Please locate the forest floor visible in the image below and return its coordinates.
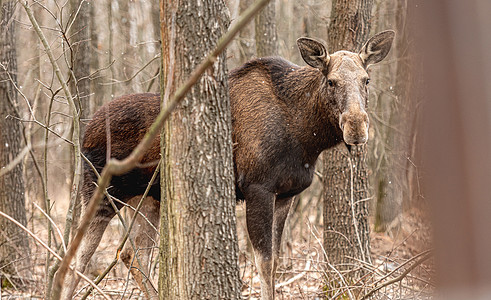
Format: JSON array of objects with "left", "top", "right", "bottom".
[{"left": 1, "top": 194, "right": 434, "bottom": 299}]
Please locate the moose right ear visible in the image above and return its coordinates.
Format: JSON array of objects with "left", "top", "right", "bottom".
[{"left": 297, "top": 37, "right": 330, "bottom": 70}]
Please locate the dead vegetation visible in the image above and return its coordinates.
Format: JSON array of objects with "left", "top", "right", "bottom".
[{"left": 0, "top": 185, "right": 433, "bottom": 299}]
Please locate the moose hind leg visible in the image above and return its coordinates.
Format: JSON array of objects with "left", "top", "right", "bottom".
[
  {"left": 272, "top": 197, "right": 294, "bottom": 276},
  {"left": 120, "top": 196, "right": 160, "bottom": 299},
  {"left": 245, "top": 185, "right": 276, "bottom": 300},
  {"left": 60, "top": 205, "right": 115, "bottom": 300}
]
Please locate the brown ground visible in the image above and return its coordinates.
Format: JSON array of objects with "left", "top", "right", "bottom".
[{"left": 1, "top": 195, "right": 434, "bottom": 299}]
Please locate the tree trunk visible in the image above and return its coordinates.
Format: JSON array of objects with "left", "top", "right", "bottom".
[
  {"left": 158, "top": 1, "right": 241, "bottom": 299},
  {"left": 0, "top": 0, "right": 31, "bottom": 288},
  {"left": 68, "top": 0, "right": 91, "bottom": 242},
  {"left": 322, "top": 0, "right": 373, "bottom": 281},
  {"left": 255, "top": 0, "right": 277, "bottom": 57},
  {"left": 238, "top": 0, "right": 255, "bottom": 62},
  {"left": 90, "top": 0, "right": 104, "bottom": 111}
]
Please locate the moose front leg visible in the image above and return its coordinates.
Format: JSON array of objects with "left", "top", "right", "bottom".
[{"left": 245, "top": 184, "right": 276, "bottom": 300}]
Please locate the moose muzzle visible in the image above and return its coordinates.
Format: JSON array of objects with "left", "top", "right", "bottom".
[{"left": 339, "top": 110, "right": 369, "bottom": 145}]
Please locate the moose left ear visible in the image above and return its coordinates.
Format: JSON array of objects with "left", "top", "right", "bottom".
[{"left": 359, "top": 30, "right": 395, "bottom": 67}]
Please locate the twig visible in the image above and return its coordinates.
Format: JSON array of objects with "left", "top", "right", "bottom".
[
  {"left": 308, "top": 221, "right": 355, "bottom": 300},
  {"left": 0, "top": 145, "right": 30, "bottom": 177},
  {"left": 360, "top": 249, "right": 433, "bottom": 300},
  {"left": 275, "top": 259, "right": 311, "bottom": 289},
  {"left": 101, "top": 54, "right": 160, "bottom": 85},
  {"left": 33, "top": 203, "right": 66, "bottom": 253},
  {"left": 0, "top": 210, "right": 110, "bottom": 300}
]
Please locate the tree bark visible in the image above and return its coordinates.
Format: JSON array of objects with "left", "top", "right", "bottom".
[
  {"left": 0, "top": 0, "right": 31, "bottom": 288},
  {"left": 322, "top": 0, "right": 373, "bottom": 279},
  {"left": 255, "top": 0, "right": 277, "bottom": 57},
  {"left": 372, "top": 0, "right": 414, "bottom": 233},
  {"left": 69, "top": 0, "right": 91, "bottom": 242},
  {"left": 238, "top": 0, "right": 255, "bottom": 62},
  {"left": 158, "top": 0, "right": 241, "bottom": 299}
]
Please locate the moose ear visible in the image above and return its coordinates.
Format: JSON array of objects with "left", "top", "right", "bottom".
[
  {"left": 359, "top": 30, "right": 395, "bottom": 67},
  {"left": 297, "top": 37, "right": 330, "bottom": 70}
]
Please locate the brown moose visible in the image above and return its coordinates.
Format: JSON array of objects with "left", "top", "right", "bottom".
[{"left": 59, "top": 30, "right": 394, "bottom": 299}]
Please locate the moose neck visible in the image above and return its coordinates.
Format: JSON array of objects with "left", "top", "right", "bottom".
[{"left": 276, "top": 65, "right": 344, "bottom": 161}]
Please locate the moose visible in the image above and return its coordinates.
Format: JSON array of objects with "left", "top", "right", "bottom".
[{"left": 60, "top": 30, "right": 394, "bottom": 299}]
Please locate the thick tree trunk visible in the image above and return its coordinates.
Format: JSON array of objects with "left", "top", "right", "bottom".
[
  {"left": 255, "top": 0, "right": 277, "bottom": 57},
  {"left": 322, "top": 0, "right": 373, "bottom": 280},
  {"left": 0, "top": 0, "right": 31, "bottom": 288},
  {"left": 158, "top": 1, "right": 241, "bottom": 299}
]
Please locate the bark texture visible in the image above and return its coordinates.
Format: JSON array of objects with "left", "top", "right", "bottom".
[
  {"left": 70, "top": 0, "right": 91, "bottom": 124},
  {"left": 254, "top": 0, "right": 277, "bottom": 57},
  {"left": 159, "top": 1, "right": 241, "bottom": 299},
  {"left": 238, "top": 0, "right": 255, "bottom": 62},
  {"left": 69, "top": 0, "right": 91, "bottom": 241},
  {"left": 0, "top": 0, "right": 30, "bottom": 287},
  {"left": 323, "top": 145, "right": 370, "bottom": 268},
  {"left": 327, "top": 0, "right": 374, "bottom": 53},
  {"left": 371, "top": 0, "right": 412, "bottom": 234},
  {"left": 322, "top": 0, "right": 373, "bottom": 275}
]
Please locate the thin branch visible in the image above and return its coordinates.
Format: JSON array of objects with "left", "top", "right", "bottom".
[
  {"left": 0, "top": 210, "right": 110, "bottom": 300},
  {"left": 33, "top": 203, "right": 66, "bottom": 254},
  {"left": 20, "top": 2, "right": 83, "bottom": 298},
  {"left": 101, "top": 54, "right": 160, "bottom": 85},
  {"left": 360, "top": 250, "right": 433, "bottom": 300}
]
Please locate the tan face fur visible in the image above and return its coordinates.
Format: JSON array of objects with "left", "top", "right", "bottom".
[
  {"left": 297, "top": 30, "right": 395, "bottom": 146},
  {"left": 328, "top": 51, "right": 370, "bottom": 145}
]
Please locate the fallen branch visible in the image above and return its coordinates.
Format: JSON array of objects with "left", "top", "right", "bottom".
[{"left": 360, "top": 249, "right": 433, "bottom": 300}]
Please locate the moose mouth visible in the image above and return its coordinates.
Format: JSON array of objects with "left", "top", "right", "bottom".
[
  {"left": 344, "top": 135, "right": 368, "bottom": 146},
  {"left": 340, "top": 121, "right": 369, "bottom": 146}
]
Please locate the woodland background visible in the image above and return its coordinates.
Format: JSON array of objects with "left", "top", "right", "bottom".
[{"left": 1, "top": 0, "right": 490, "bottom": 299}]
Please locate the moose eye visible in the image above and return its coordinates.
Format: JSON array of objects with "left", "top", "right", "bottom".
[
  {"left": 365, "top": 78, "right": 370, "bottom": 85},
  {"left": 328, "top": 79, "right": 334, "bottom": 87}
]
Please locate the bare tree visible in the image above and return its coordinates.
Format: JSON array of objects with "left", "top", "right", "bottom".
[
  {"left": 255, "top": 0, "right": 277, "bottom": 56},
  {"left": 158, "top": 0, "right": 241, "bottom": 298},
  {"left": 68, "top": 0, "right": 91, "bottom": 243},
  {"left": 0, "top": 0, "right": 31, "bottom": 288},
  {"left": 322, "top": 0, "right": 374, "bottom": 283},
  {"left": 370, "top": 0, "right": 418, "bottom": 233}
]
